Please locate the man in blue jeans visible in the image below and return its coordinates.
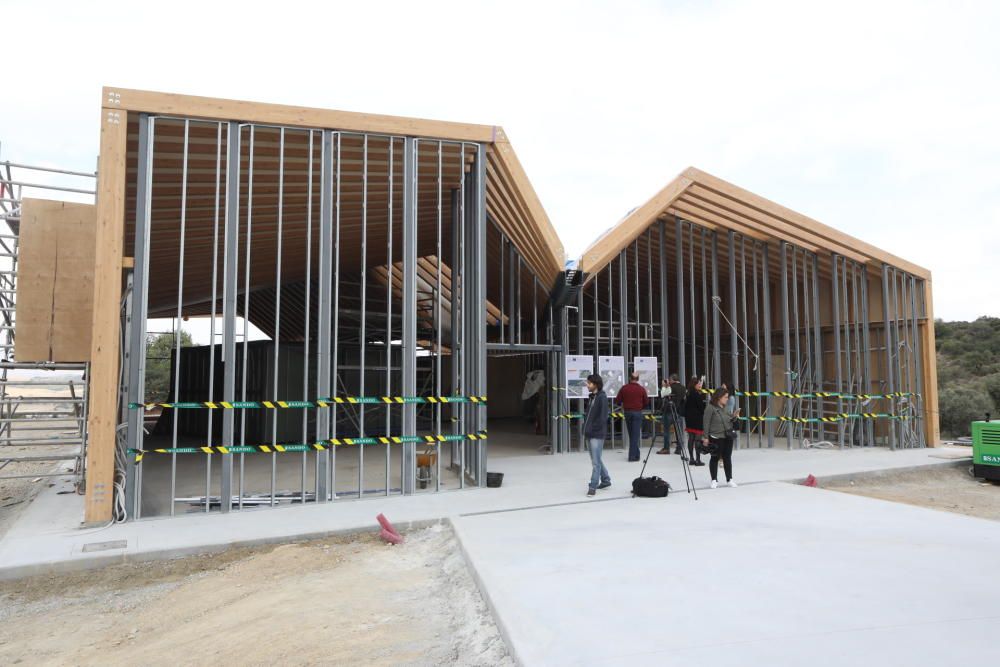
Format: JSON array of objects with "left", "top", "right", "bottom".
[
  {"left": 583, "top": 374, "right": 611, "bottom": 497},
  {"left": 616, "top": 372, "right": 649, "bottom": 462}
]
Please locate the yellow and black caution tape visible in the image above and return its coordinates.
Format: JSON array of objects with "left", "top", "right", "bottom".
[
  {"left": 129, "top": 395, "right": 488, "bottom": 410},
  {"left": 740, "top": 413, "right": 914, "bottom": 424},
  {"left": 696, "top": 387, "right": 919, "bottom": 400},
  {"left": 129, "top": 431, "right": 488, "bottom": 462},
  {"left": 554, "top": 412, "right": 662, "bottom": 421}
]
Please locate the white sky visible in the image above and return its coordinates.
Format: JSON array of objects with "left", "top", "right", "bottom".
[{"left": 3, "top": 0, "right": 997, "bottom": 325}]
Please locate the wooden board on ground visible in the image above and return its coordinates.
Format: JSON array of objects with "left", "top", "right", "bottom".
[{"left": 14, "top": 198, "right": 96, "bottom": 362}]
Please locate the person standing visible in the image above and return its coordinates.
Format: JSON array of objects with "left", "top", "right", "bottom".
[
  {"left": 721, "top": 380, "right": 740, "bottom": 449},
  {"left": 583, "top": 374, "right": 611, "bottom": 496},
  {"left": 683, "top": 376, "right": 706, "bottom": 466},
  {"left": 703, "top": 387, "right": 739, "bottom": 488},
  {"left": 657, "top": 374, "right": 686, "bottom": 455},
  {"left": 616, "top": 371, "right": 648, "bottom": 462}
]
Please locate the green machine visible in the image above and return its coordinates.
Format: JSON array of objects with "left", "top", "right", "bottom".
[{"left": 972, "top": 418, "right": 1000, "bottom": 481}]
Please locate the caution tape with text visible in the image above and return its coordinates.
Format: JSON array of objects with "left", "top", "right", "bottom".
[
  {"left": 129, "top": 395, "right": 488, "bottom": 410},
  {"left": 129, "top": 431, "right": 488, "bottom": 462}
]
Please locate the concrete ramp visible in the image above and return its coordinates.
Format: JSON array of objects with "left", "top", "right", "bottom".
[{"left": 454, "top": 482, "right": 1000, "bottom": 666}]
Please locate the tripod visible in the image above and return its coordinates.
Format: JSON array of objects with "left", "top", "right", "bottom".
[{"left": 641, "top": 400, "right": 698, "bottom": 500}]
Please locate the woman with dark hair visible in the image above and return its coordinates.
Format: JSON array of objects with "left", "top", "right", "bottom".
[
  {"left": 682, "top": 376, "right": 706, "bottom": 466},
  {"left": 703, "top": 387, "right": 738, "bottom": 488},
  {"left": 582, "top": 373, "right": 611, "bottom": 496},
  {"left": 721, "top": 380, "right": 741, "bottom": 449}
]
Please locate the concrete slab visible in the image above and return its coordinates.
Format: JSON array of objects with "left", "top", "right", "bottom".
[
  {"left": 452, "top": 481, "right": 1000, "bottom": 666},
  {"left": 0, "top": 446, "right": 971, "bottom": 580}
]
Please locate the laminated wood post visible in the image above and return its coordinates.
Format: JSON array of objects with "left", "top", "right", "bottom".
[
  {"left": 920, "top": 278, "right": 939, "bottom": 445},
  {"left": 85, "top": 102, "right": 127, "bottom": 524}
]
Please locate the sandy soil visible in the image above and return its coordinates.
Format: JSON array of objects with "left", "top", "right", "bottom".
[
  {"left": 822, "top": 460, "right": 1000, "bottom": 521},
  {"left": 0, "top": 524, "right": 512, "bottom": 666}
]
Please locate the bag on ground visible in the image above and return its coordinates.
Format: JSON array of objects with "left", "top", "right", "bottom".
[{"left": 632, "top": 475, "right": 671, "bottom": 497}]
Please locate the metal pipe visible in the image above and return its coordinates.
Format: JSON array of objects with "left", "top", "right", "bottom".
[
  {"left": 728, "top": 231, "right": 737, "bottom": 398},
  {"left": 711, "top": 232, "right": 720, "bottom": 388},
  {"left": 740, "top": 235, "right": 750, "bottom": 447},
  {"left": 269, "top": 127, "right": 285, "bottom": 507},
  {"left": 402, "top": 137, "right": 418, "bottom": 493},
  {"left": 0, "top": 180, "right": 95, "bottom": 195},
  {"left": 880, "top": 264, "right": 896, "bottom": 449},
  {"left": 751, "top": 241, "right": 762, "bottom": 447},
  {"left": 762, "top": 244, "right": 774, "bottom": 448},
  {"left": 125, "top": 114, "right": 154, "bottom": 519},
  {"left": 892, "top": 267, "right": 905, "bottom": 446},
  {"left": 0, "top": 161, "right": 96, "bottom": 179},
  {"left": 911, "top": 275, "right": 926, "bottom": 446},
  {"left": 219, "top": 122, "right": 241, "bottom": 512},
  {"left": 780, "top": 243, "right": 792, "bottom": 449},
  {"left": 169, "top": 119, "right": 190, "bottom": 517},
  {"left": 832, "top": 255, "right": 844, "bottom": 448},
  {"left": 315, "top": 130, "right": 334, "bottom": 501},
  {"left": 237, "top": 125, "right": 257, "bottom": 509},
  {"left": 358, "top": 134, "right": 369, "bottom": 498},
  {"left": 302, "top": 130, "right": 314, "bottom": 504},
  {"left": 701, "top": 228, "right": 709, "bottom": 384},
  {"left": 206, "top": 121, "right": 223, "bottom": 512},
  {"left": 435, "top": 141, "right": 442, "bottom": 491},
  {"left": 658, "top": 221, "right": 669, "bottom": 386},
  {"left": 675, "top": 217, "right": 686, "bottom": 383},
  {"left": 860, "top": 264, "right": 875, "bottom": 447}
]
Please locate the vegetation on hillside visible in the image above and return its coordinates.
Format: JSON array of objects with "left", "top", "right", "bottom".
[
  {"left": 936, "top": 317, "right": 1000, "bottom": 437},
  {"left": 144, "top": 331, "right": 194, "bottom": 402}
]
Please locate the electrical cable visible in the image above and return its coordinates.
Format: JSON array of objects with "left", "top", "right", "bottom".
[{"left": 712, "top": 296, "right": 759, "bottom": 372}]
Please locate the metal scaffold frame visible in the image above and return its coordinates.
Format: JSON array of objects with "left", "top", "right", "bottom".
[{"left": 0, "top": 143, "right": 96, "bottom": 486}]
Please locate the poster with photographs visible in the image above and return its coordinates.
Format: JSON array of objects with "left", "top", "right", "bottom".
[
  {"left": 598, "top": 356, "right": 626, "bottom": 398},
  {"left": 565, "top": 355, "right": 594, "bottom": 399},
  {"left": 633, "top": 356, "right": 659, "bottom": 397}
]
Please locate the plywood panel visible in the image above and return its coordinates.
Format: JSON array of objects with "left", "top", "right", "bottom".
[{"left": 14, "top": 198, "right": 96, "bottom": 362}]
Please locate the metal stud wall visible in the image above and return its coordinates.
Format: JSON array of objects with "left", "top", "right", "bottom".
[{"left": 121, "top": 115, "right": 493, "bottom": 518}]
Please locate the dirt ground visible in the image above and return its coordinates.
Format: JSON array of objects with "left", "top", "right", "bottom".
[
  {"left": 822, "top": 460, "right": 1000, "bottom": 521},
  {"left": 0, "top": 524, "right": 512, "bottom": 666}
]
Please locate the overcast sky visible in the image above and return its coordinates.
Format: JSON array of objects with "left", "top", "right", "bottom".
[{"left": 4, "top": 0, "right": 997, "bottom": 324}]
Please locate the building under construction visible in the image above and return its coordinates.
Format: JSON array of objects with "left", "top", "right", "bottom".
[{"left": 4, "top": 88, "right": 937, "bottom": 525}]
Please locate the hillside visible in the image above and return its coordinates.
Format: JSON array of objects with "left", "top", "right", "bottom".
[{"left": 936, "top": 317, "right": 1000, "bottom": 437}]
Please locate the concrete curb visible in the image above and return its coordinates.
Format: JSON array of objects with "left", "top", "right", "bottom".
[
  {"left": 0, "top": 517, "right": 448, "bottom": 582},
  {"left": 785, "top": 458, "right": 969, "bottom": 487},
  {"left": 450, "top": 516, "right": 523, "bottom": 667}
]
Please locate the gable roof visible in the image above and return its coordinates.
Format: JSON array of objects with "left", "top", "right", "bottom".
[
  {"left": 106, "top": 87, "right": 565, "bottom": 287},
  {"left": 578, "top": 166, "right": 930, "bottom": 280}
]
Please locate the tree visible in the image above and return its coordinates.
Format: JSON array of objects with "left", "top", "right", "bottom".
[
  {"left": 145, "top": 331, "right": 194, "bottom": 402},
  {"left": 938, "top": 385, "right": 993, "bottom": 439}
]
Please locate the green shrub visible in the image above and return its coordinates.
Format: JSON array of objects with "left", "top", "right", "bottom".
[{"left": 938, "top": 384, "right": 993, "bottom": 438}]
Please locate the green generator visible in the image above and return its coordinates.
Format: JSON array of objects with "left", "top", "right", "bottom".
[{"left": 972, "top": 419, "right": 1000, "bottom": 481}]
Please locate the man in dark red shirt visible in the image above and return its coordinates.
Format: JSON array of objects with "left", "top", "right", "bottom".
[{"left": 616, "top": 372, "right": 649, "bottom": 461}]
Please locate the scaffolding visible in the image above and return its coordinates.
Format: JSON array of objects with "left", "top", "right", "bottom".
[{"left": 0, "top": 144, "right": 96, "bottom": 487}]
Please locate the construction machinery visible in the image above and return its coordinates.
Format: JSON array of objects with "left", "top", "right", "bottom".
[{"left": 971, "top": 417, "right": 1000, "bottom": 482}]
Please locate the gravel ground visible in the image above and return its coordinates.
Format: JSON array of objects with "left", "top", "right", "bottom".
[
  {"left": 822, "top": 459, "right": 1000, "bottom": 520},
  {"left": 0, "top": 524, "right": 512, "bottom": 666}
]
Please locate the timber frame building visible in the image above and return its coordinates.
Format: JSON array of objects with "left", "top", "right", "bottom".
[{"left": 13, "top": 88, "right": 936, "bottom": 524}]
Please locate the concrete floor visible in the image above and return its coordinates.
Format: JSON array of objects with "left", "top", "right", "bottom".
[
  {"left": 0, "top": 445, "right": 969, "bottom": 581},
  {"left": 454, "top": 480, "right": 1000, "bottom": 666},
  {"left": 136, "top": 417, "right": 547, "bottom": 516}
]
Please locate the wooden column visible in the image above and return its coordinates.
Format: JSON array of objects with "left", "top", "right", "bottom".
[
  {"left": 84, "top": 100, "right": 128, "bottom": 523},
  {"left": 921, "top": 278, "right": 940, "bottom": 446}
]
